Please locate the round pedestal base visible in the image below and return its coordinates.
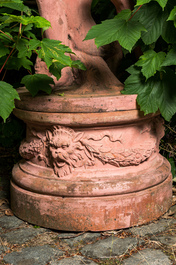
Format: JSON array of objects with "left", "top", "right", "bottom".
[{"left": 11, "top": 173, "right": 172, "bottom": 231}]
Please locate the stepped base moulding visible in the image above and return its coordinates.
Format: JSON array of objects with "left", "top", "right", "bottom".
[{"left": 11, "top": 90, "right": 172, "bottom": 231}]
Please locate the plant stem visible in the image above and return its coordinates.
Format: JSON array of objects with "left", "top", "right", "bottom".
[
  {"left": 0, "top": 30, "right": 14, "bottom": 41},
  {"left": 1, "top": 69, "right": 7, "bottom": 81},
  {"left": 0, "top": 47, "right": 15, "bottom": 75},
  {"left": 128, "top": 5, "right": 143, "bottom": 21}
]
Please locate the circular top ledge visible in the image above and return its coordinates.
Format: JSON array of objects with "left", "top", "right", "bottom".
[{"left": 15, "top": 87, "right": 138, "bottom": 113}]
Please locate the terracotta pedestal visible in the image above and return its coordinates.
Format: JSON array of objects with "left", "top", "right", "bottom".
[
  {"left": 11, "top": 91, "right": 172, "bottom": 231},
  {"left": 11, "top": 0, "right": 172, "bottom": 231}
]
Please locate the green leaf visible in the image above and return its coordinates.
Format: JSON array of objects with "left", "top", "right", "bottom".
[
  {"left": 6, "top": 57, "right": 33, "bottom": 71},
  {"left": 49, "top": 62, "right": 64, "bottom": 80},
  {"left": 136, "top": 0, "right": 168, "bottom": 9},
  {"left": 85, "top": 9, "right": 146, "bottom": 52},
  {"left": 28, "top": 39, "right": 40, "bottom": 51},
  {"left": 0, "top": 42, "right": 9, "bottom": 58},
  {"left": 0, "top": 32, "right": 13, "bottom": 43},
  {"left": 16, "top": 38, "right": 31, "bottom": 58},
  {"left": 167, "top": 6, "right": 176, "bottom": 27},
  {"left": 168, "top": 157, "right": 176, "bottom": 179},
  {"left": 71, "top": 60, "right": 86, "bottom": 70},
  {"left": 135, "top": 50, "right": 166, "bottom": 79},
  {"left": 161, "top": 47, "right": 176, "bottom": 66},
  {"left": 38, "top": 38, "right": 73, "bottom": 68},
  {"left": 122, "top": 66, "right": 176, "bottom": 121},
  {"left": 134, "top": 2, "right": 168, "bottom": 45},
  {"left": 0, "top": 0, "right": 31, "bottom": 15},
  {"left": 21, "top": 74, "right": 54, "bottom": 96},
  {"left": 0, "top": 81, "right": 20, "bottom": 122},
  {"left": 2, "top": 14, "right": 51, "bottom": 30},
  {"left": 162, "top": 20, "right": 176, "bottom": 43}
]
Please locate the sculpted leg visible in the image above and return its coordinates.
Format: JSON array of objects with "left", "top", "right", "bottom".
[{"left": 35, "top": 0, "right": 123, "bottom": 93}]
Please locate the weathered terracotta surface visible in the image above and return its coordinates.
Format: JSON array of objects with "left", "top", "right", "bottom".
[
  {"left": 11, "top": 174, "right": 172, "bottom": 231},
  {"left": 35, "top": 0, "right": 125, "bottom": 94},
  {"left": 12, "top": 105, "right": 172, "bottom": 230},
  {"left": 11, "top": 0, "right": 172, "bottom": 231}
]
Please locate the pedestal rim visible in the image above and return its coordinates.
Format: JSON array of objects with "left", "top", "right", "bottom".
[{"left": 12, "top": 154, "right": 170, "bottom": 197}]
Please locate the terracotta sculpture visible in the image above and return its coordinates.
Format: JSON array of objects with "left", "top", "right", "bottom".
[
  {"left": 35, "top": 0, "right": 134, "bottom": 94},
  {"left": 11, "top": 0, "right": 172, "bottom": 231}
]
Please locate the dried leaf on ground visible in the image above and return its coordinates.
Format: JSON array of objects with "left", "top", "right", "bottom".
[{"left": 5, "top": 209, "right": 13, "bottom": 216}]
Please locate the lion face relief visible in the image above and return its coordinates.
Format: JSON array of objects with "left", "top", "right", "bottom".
[{"left": 46, "top": 126, "right": 94, "bottom": 177}]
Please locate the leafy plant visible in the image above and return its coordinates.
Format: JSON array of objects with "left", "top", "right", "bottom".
[
  {"left": 0, "top": 0, "right": 86, "bottom": 122},
  {"left": 85, "top": 0, "right": 176, "bottom": 121}
]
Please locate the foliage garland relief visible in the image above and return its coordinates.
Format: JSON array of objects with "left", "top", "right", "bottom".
[
  {"left": 0, "top": 0, "right": 86, "bottom": 122},
  {"left": 86, "top": 0, "right": 176, "bottom": 121}
]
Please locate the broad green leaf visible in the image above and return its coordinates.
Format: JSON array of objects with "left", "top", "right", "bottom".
[
  {"left": 71, "top": 60, "right": 86, "bottom": 70},
  {"left": 6, "top": 57, "right": 33, "bottom": 71},
  {"left": 0, "top": 81, "right": 20, "bottom": 122},
  {"left": 135, "top": 50, "right": 166, "bottom": 79},
  {"left": 162, "top": 20, "right": 176, "bottom": 43},
  {"left": 16, "top": 38, "right": 32, "bottom": 58},
  {"left": 21, "top": 74, "right": 54, "bottom": 96},
  {"left": 122, "top": 66, "right": 176, "bottom": 121},
  {"left": 38, "top": 38, "right": 73, "bottom": 68},
  {"left": 85, "top": 9, "right": 146, "bottom": 52},
  {"left": 2, "top": 14, "right": 51, "bottom": 30},
  {"left": 136, "top": 0, "right": 151, "bottom": 5},
  {"left": 136, "top": 0, "right": 168, "bottom": 9},
  {"left": 49, "top": 62, "right": 64, "bottom": 80},
  {"left": 134, "top": 2, "right": 168, "bottom": 44},
  {"left": 0, "top": 0, "right": 31, "bottom": 15},
  {"left": 0, "top": 32, "right": 13, "bottom": 42},
  {"left": 167, "top": 6, "right": 176, "bottom": 27},
  {"left": 161, "top": 47, "right": 176, "bottom": 66},
  {"left": 28, "top": 39, "right": 40, "bottom": 51},
  {"left": 0, "top": 42, "right": 9, "bottom": 58}
]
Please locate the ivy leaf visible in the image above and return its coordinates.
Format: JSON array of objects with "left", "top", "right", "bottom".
[
  {"left": 134, "top": 2, "right": 168, "bottom": 45},
  {"left": 0, "top": 81, "right": 20, "bottom": 122},
  {"left": 135, "top": 50, "right": 166, "bottom": 79},
  {"left": 167, "top": 6, "right": 176, "bottom": 27},
  {"left": 0, "top": 42, "right": 9, "bottom": 58},
  {"left": 122, "top": 66, "right": 176, "bottom": 121},
  {"left": 85, "top": 9, "right": 146, "bottom": 52},
  {"left": 38, "top": 38, "right": 73, "bottom": 68},
  {"left": 136, "top": 0, "right": 168, "bottom": 9},
  {"left": 21, "top": 74, "right": 54, "bottom": 96},
  {"left": 161, "top": 47, "right": 176, "bottom": 66}
]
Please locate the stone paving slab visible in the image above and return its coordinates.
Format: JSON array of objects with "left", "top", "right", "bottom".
[
  {"left": 3, "top": 245, "right": 64, "bottom": 265},
  {"left": 50, "top": 255, "right": 98, "bottom": 265},
  {"left": 1, "top": 227, "right": 47, "bottom": 244},
  {"left": 0, "top": 214, "right": 176, "bottom": 265},
  {"left": 0, "top": 215, "right": 24, "bottom": 229},
  {"left": 80, "top": 235, "right": 144, "bottom": 259},
  {"left": 130, "top": 218, "right": 176, "bottom": 237},
  {"left": 62, "top": 232, "right": 101, "bottom": 248},
  {"left": 122, "top": 249, "right": 172, "bottom": 265},
  {"left": 151, "top": 235, "right": 176, "bottom": 246}
]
